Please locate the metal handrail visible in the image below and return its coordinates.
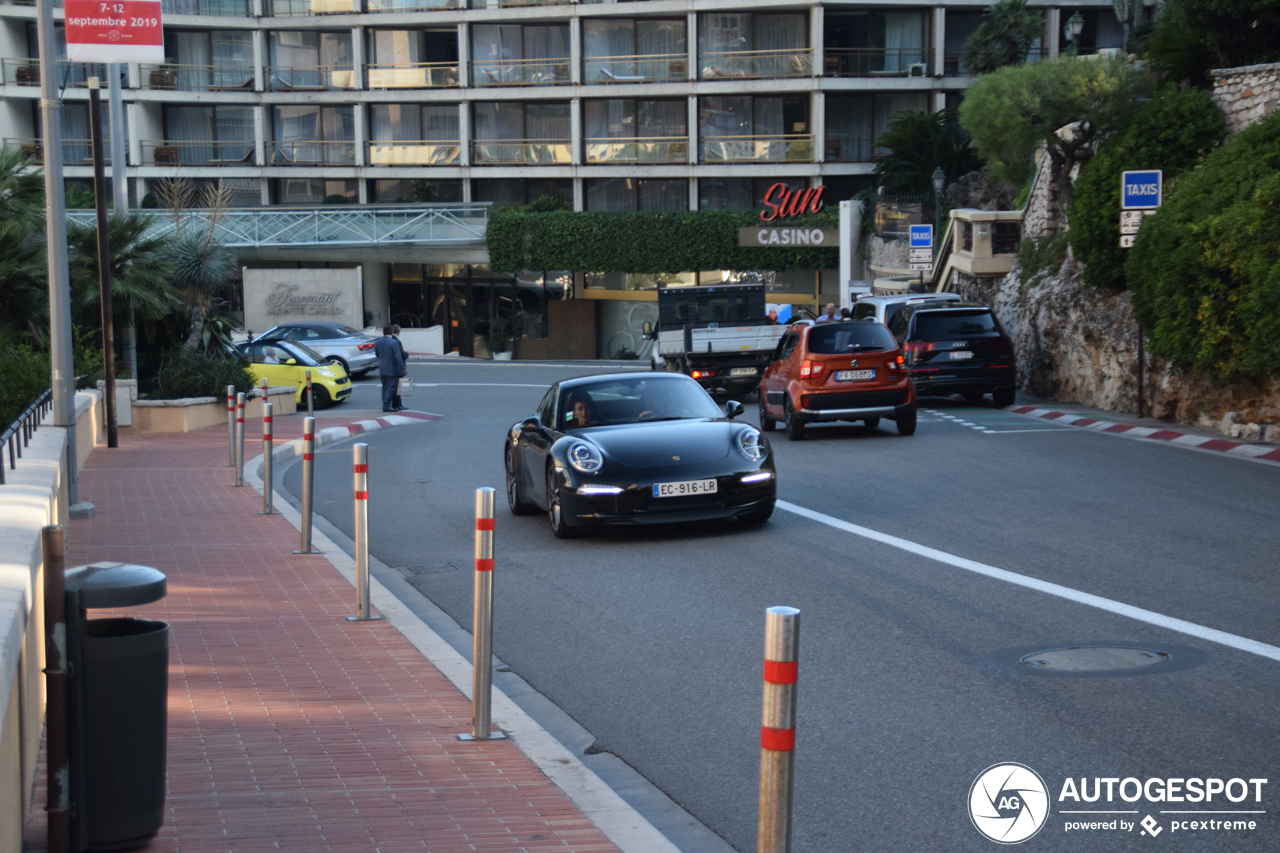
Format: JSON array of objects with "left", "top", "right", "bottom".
[
  {"left": 141, "top": 139, "right": 256, "bottom": 166},
  {"left": 366, "top": 140, "right": 462, "bottom": 165},
  {"left": 822, "top": 134, "right": 877, "bottom": 163},
  {"left": 65, "top": 204, "right": 493, "bottom": 249},
  {"left": 269, "top": 0, "right": 359, "bottom": 13},
  {"left": 0, "top": 389, "right": 52, "bottom": 486},
  {"left": 4, "top": 137, "right": 104, "bottom": 165},
  {"left": 823, "top": 47, "right": 930, "bottom": 77},
  {"left": 366, "top": 62, "right": 460, "bottom": 88},
  {"left": 471, "top": 139, "right": 572, "bottom": 165},
  {"left": 700, "top": 48, "right": 813, "bottom": 79},
  {"left": 583, "top": 53, "right": 687, "bottom": 83},
  {"left": 270, "top": 141, "right": 357, "bottom": 165},
  {"left": 584, "top": 136, "right": 688, "bottom": 164},
  {"left": 140, "top": 63, "right": 255, "bottom": 91},
  {"left": 701, "top": 134, "right": 814, "bottom": 163},
  {"left": 161, "top": 0, "right": 252, "bottom": 15},
  {"left": 265, "top": 64, "right": 359, "bottom": 91},
  {"left": 470, "top": 57, "right": 571, "bottom": 86},
  {"left": 365, "top": 0, "right": 459, "bottom": 10}
]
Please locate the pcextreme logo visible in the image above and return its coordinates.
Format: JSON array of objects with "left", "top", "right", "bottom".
[{"left": 969, "top": 763, "right": 1051, "bottom": 844}]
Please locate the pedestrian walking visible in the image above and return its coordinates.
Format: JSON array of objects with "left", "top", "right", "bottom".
[
  {"left": 391, "top": 324, "right": 409, "bottom": 410},
  {"left": 374, "top": 325, "right": 407, "bottom": 413}
]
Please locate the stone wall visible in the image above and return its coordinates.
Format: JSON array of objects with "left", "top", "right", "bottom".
[{"left": 1211, "top": 62, "right": 1280, "bottom": 134}]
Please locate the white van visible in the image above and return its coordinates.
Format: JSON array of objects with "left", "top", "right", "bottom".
[{"left": 852, "top": 293, "right": 964, "bottom": 327}]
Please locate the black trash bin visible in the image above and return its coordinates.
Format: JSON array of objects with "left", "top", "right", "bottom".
[{"left": 65, "top": 562, "right": 168, "bottom": 852}]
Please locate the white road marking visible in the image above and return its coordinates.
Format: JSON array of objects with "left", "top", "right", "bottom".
[
  {"left": 981, "top": 428, "right": 1079, "bottom": 434},
  {"left": 776, "top": 500, "right": 1280, "bottom": 662}
]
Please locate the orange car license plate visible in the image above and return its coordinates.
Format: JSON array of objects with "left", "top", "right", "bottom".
[{"left": 835, "top": 369, "right": 875, "bottom": 381}]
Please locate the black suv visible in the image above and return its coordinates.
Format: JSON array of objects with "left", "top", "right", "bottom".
[{"left": 887, "top": 303, "right": 1016, "bottom": 407}]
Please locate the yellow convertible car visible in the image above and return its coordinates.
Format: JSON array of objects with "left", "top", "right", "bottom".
[{"left": 236, "top": 339, "right": 353, "bottom": 407}]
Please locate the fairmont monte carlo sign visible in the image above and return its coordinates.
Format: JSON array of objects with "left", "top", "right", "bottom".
[{"left": 738, "top": 183, "right": 836, "bottom": 247}]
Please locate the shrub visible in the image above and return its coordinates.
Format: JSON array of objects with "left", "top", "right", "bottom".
[
  {"left": 1069, "top": 87, "right": 1224, "bottom": 290},
  {"left": 0, "top": 343, "right": 50, "bottom": 426},
  {"left": 1127, "top": 112, "right": 1280, "bottom": 384},
  {"left": 1017, "top": 232, "right": 1069, "bottom": 286},
  {"left": 151, "top": 347, "right": 254, "bottom": 400}
]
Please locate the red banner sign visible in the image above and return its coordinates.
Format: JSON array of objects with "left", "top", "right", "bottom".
[{"left": 65, "top": 0, "right": 164, "bottom": 64}]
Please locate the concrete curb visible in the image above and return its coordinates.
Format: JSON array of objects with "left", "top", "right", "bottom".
[
  {"left": 1008, "top": 406, "right": 1280, "bottom": 464},
  {"left": 244, "top": 415, "right": 683, "bottom": 853}
]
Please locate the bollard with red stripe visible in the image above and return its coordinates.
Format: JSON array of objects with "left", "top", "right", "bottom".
[
  {"left": 346, "top": 443, "right": 381, "bottom": 622},
  {"left": 461, "top": 487, "right": 506, "bottom": 741},
  {"left": 259, "top": 402, "right": 274, "bottom": 515},
  {"left": 225, "top": 384, "right": 236, "bottom": 467},
  {"left": 293, "top": 417, "right": 320, "bottom": 554},
  {"left": 233, "top": 392, "right": 246, "bottom": 487},
  {"left": 758, "top": 605, "right": 800, "bottom": 853},
  {"left": 305, "top": 369, "right": 314, "bottom": 418}
]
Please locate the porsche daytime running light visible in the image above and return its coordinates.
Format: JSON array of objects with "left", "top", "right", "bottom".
[
  {"left": 741, "top": 471, "right": 772, "bottom": 483},
  {"left": 578, "top": 485, "right": 622, "bottom": 495},
  {"left": 737, "top": 429, "right": 766, "bottom": 461},
  {"left": 567, "top": 441, "right": 604, "bottom": 473}
]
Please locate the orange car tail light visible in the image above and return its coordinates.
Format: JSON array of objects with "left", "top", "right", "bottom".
[{"left": 799, "top": 359, "right": 826, "bottom": 379}]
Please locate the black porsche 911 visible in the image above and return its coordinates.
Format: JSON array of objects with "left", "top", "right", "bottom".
[{"left": 504, "top": 373, "right": 777, "bottom": 537}]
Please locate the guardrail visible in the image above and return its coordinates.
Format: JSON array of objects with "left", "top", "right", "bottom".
[
  {"left": 367, "top": 62, "right": 460, "bottom": 88},
  {"left": 584, "top": 137, "right": 688, "bottom": 164},
  {"left": 584, "top": 53, "right": 687, "bottom": 83},
  {"left": 470, "top": 57, "right": 570, "bottom": 87},
  {"left": 0, "top": 389, "right": 51, "bottom": 486},
  {"left": 141, "top": 140, "right": 255, "bottom": 166},
  {"left": 65, "top": 204, "right": 491, "bottom": 249},
  {"left": 823, "top": 47, "right": 930, "bottom": 78},
  {"left": 700, "top": 48, "right": 813, "bottom": 80},
  {"left": 472, "top": 139, "right": 571, "bottom": 165},
  {"left": 366, "top": 140, "right": 461, "bottom": 165},
  {"left": 139, "top": 63, "right": 255, "bottom": 91},
  {"left": 701, "top": 135, "right": 814, "bottom": 163}
]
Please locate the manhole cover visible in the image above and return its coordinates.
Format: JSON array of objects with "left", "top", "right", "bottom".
[{"left": 1019, "top": 647, "right": 1170, "bottom": 671}]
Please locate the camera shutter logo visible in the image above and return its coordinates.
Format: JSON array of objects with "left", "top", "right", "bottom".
[{"left": 969, "top": 763, "right": 1050, "bottom": 844}]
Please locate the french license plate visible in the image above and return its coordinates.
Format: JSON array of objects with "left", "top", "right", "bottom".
[
  {"left": 730, "top": 367, "right": 757, "bottom": 376},
  {"left": 949, "top": 351, "right": 974, "bottom": 360},
  {"left": 835, "top": 369, "right": 875, "bottom": 381},
  {"left": 653, "top": 478, "right": 718, "bottom": 498}
]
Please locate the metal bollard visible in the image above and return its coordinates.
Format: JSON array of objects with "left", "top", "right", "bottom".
[
  {"left": 225, "top": 385, "right": 236, "bottom": 467},
  {"left": 293, "top": 416, "right": 320, "bottom": 554},
  {"left": 758, "top": 606, "right": 800, "bottom": 853},
  {"left": 460, "top": 488, "right": 506, "bottom": 741},
  {"left": 234, "top": 393, "right": 246, "bottom": 487},
  {"left": 259, "top": 402, "right": 274, "bottom": 515},
  {"left": 346, "top": 443, "right": 382, "bottom": 622},
  {"left": 305, "top": 369, "right": 314, "bottom": 418}
]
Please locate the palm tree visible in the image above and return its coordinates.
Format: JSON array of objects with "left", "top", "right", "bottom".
[
  {"left": 0, "top": 146, "right": 48, "bottom": 345},
  {"left": 961, "top": 0, "right": 1045, "bottom": 75},
  {"left": 167, "top": 230, "right": 237, "bottom": 350},
  {"left": 873, "top": 109, "right": 982, "bottom": 195},
  {"left": 67, "top": 212, "right": 179, "bottom": 377}
]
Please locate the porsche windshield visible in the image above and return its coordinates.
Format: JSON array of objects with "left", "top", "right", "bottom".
[{"left": 558, "top": 378, "right": 723, "bottom": 429}]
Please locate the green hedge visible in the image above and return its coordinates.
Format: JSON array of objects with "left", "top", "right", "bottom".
[
  {"left": 151, "top": 347, "right": 255, "bottom": 400},
  {"left": 1127, "top": 112, "right": 1280, "bottom": 384},
  {"left": 0, "top": 344, "right": 50, "bottom": 427},
  {"left": 485, "top": 209, "right": 840, "bottom": 274},
  {"left": 1069, "top": 87, "right": 1224, "bottom": 290}
]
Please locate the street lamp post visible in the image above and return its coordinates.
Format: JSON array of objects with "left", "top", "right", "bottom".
[
  {"left": 931, "top": 167, "right": 946, "bottom": 257},
  {"left": 1064, "top": 12, "right": 1085, "bottom": 54}
]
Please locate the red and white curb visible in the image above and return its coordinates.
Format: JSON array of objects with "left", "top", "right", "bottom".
[
  {"left": 255, "top": 412, "right": 441, "bottom": 468},
  {"left": 1009, "top": 406, "right": 1280, "bottom": 463}
]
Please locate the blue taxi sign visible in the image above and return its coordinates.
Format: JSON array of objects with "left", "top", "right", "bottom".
[
  {"left": 909, "top": 224, "right": 933, "bottom": 248},
  {"left": 1121, "top": 170, "right": 1162, "bottom": 210}
]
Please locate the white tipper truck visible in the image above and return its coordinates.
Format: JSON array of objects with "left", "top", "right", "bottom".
[{"left": 644, "top": 283, "right": 788, "bottom": 396}]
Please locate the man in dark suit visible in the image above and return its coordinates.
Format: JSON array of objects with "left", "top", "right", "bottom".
[
  {"left": 390, "top": 324, "right": 409, "bottom": 410},
  {"left": 373, "top": 324, "right": 406, "bottom": 413}
]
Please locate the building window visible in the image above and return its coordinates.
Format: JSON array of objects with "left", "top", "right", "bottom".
[
  {"left": 268, "top": 31, "right": 354, "bottom": 89},
  {"left": 161, "top": 105, "right": 254, "bottom": 165},
  {"left": 585, "top": 178, "right": 687, "bottom": 212},
  {"left": 698, "top": 13, "right": 808, "bottom": 79},
  {"left": 583, "top": 99, "right": 686, "bottom": 163},
  {"left": 271, "top": 105, "right": 355, "bottom": 165},
  {"left": 583, "top": 18, "right": 686, "bottom": 83},
  {"left": 273, "top": 179, "right": 358, "bottom": 204},
  {"left": 699, "top": 178, "right": 807, "bottom": 211},
  {"left": 824, "top": 12, "right": 928, "bottom": 76},
  {"left": 471, "top": 24, "right": 569, "bottom": 86},
  {"left": 366, "top": 29, "right": 459, "bottom": 87},
  {"left": 699, "top": 96, "right": 810, "bottom": 163},
  {"left": 368, "top": 104, "right": 461, "bottom": 164},
  {"left": 370, "top": 179, "right": 463, "bottom": 203},
  {"left": 472, "top": 179, "right": 571, "bottom": 208},
  {"left": 164, "top": 30, "right": 253, "bottom": 89},
  {"left": 472, "top": 102, "right": 570, "bottom": 165}
]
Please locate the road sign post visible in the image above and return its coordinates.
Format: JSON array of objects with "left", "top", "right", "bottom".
[
  {"left": 1119, "top": 170, "right": 1162, "bottom": 249},
  {"left": 908, "top": 225, "right": 934, "bottom": 276}
]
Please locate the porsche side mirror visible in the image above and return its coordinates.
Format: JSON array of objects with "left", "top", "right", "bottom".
[
  {"left": 725, "top": 400, "right": 744, "bottom": 418},
  {"left": 521, "top": 415, "right": 542, "bottom": 432},
  {"left": 285, "top": 358, "right": 297, "bottom": 365}
]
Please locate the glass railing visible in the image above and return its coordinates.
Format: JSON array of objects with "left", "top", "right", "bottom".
[
  {"left": 366, "top": 140, "right": 461, "bottom": 165},
  {"left": 4, "top": 60, "right": 114, "bottom": 87},
  {"left": 471, "top": 139, "right": 571, "bottom": 165},
  {"left": 699, "top": 48, "right": 812, "bottom": 80},
  {"left": 142, "top": 140, "right": 256, "bottom": 166},
  {"left": 269, "top": 0, "right": 358, "bottom": 13},
  {"left": 823, "top": 135, "right": 875, "bottom": 162},
  {"left": 162, "top": 0, "right": 251, "bottom": 14},
  {"left": 583, "top": 53, "right": 687, "bottom": 84},
  {"left": 140, "top": 63, "right": 255, "bottom": 91},
  {"left": 942, "top": 47, "right": 1043, "bottom": 76},
  {"left": 470, "top": 57, "right": 570, "bottom": 87},
  {"left": 270, "top": 141, "right": 357, "bottom": 165},
  {"left": 822, "top": 48, "right": 929, "bottom": 77},
  {"left": 701, "top": 135, "right": 813, "bottom": 163},
  {"left": 366, "top": 62, "right": 460, "bottom": 88},
  {"left": 1, "top": 59, "right": 40, "bottom": 86},
  {"left": 4, "top": 138, "right": 102, "bottom": 165},
  {"left": 584, "top": 137, "right": 688, "bottom": 164},
  {"left": 366, "top": 0, "right": 460, "bottom": 9},
  {"left": 266, "top": 64, "right": 358, "bottom": 91},
  {"left": 471, "top": 0, "right": 565, "bottom": 6}
]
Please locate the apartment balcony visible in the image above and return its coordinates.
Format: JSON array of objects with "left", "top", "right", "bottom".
[
  {"left": 700, "top": 49, "right": 813, "bottom": 81},
  {"left": 367, "top": 62, "right": 460, "bottom": 89},
  {"left": 823, "top": 135, "right": 875, "bottom": 163},
  {"left": 270, "top": 141, "right": 356, "bottom": 166},
  {"left": 701, "top": 134, "right": 813, "bottom": 163},
  {"left": 266, "top": 64, "right": 358, "bottom": 91},
  {"left": 141, "top": 63, "right": 255, "bottom": 92},
  {"left": 162, "top": 0, "right": 251, "bottom": 14},
  {"left": 942, "top": 47, "right": 1045, "bottom": 77},
  {"left": 470, "top": 58, "right": 570, "bottom": 87},
  {"left": 584, "top": 137, "right": 688, "bottom": 164},
  {"left": 1, "top": 59, "right": 108, "bottom": 87},
  {"left": 4, "top": 138, "right": 104, "bottom": 165},
  {"left": 366, "top": 140, "right": 461, "bottom": 165},
  {"left": 269, "top": 0, "right": 357, "bottom": 13},
  {"left": 823, "top": 48, "right": 930, "bottom": 78},
  {"left": 583, "top": 54, "right": 687, "bottom": 85},
  {"left": 142, "top": 140, "right": 256, "bottom": 167},
  {"left": 471, "top": 139, "right": 571, "bottom": 165},
  {"left": 365, "top": 0, "right": 460, "bottom": 10},
  {"left": 471, "top": 0, "right": 566, "bottom": 6}
]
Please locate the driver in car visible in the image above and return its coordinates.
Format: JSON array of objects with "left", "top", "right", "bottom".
[{"left": 568, "top": 392, "right": 598, "bottom": 428}]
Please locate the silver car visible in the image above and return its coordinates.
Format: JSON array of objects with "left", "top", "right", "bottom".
[{"left": 252, "top": 322, "right": 379, "bottom": 377}]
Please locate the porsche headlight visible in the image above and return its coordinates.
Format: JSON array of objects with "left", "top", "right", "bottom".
[
  {"left": 567, "top": 441, "right": 604, "bottom": 474},
  {"left": 737, "top": 428, "right": 766, "bottom": 461}
]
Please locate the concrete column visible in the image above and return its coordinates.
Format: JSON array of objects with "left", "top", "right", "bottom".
[
  {"left": 351, "top": 27, "right": 364, "bottom": 90},
  {"left": 933, "top": 7, "right": 945, "bottom": 76},
  {"left": 933, "top": 91, "right": 946, "bottom": 112},
  {"left": 253, "top": 30, "right": 266, "bottom": 92},
  {"left": 459, "top": 102, "right": 471, "bottom": 166},
  {"left": 126, "top": 102, "right": 143, "bottom": 173},
  {"left": 569, "top": 17, "right": 582, "bottom": 84},
  {"left": 362, "top": 262, "right": 389, "bottom": 327},
  {"left": 462, "top": 176, "right": 472, "bottom": 202},
  {"left": 687, "top": 12, "right": 698, "bottom": 81},
  {"left": 570, "top": 98, "right": 581, "bottom": 165},
  {"left": 812, "top": 91, "right": 824, "bottom": 162},
  {"left": 688, "top": 177, "right": 698, "bottom": 211},
  {"left": 254, "top": 105, "right": 267, "bottom": 168},
  {"left": 573, "top": 178, "right": 584, "bottom": 211},
  {"left": 353, "top": 99, "right": 366, "bottom": 166},
  {"left": 459, "top": 23, "right": 471, "bottom": 88},
  {"left": 1046, "top": 9, "right": 1060, "bottom": 58},
  {"left": 687, "top": 95, "right": 699, "bottom": 164},
  {"left": 810, "top": 5, "right": 823, "bottom": 77}
]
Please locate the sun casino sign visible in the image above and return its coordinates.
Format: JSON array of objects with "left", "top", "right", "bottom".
[{"left": 738, "top": 183, "right": 837, "bottom": 247}]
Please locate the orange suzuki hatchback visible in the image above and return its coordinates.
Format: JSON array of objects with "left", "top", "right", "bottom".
[{"left": 758, "top": 321, "right": 916, "bottom": 440}]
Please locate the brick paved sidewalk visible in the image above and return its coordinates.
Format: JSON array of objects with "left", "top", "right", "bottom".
[{"left": 24, "top": 421, "right": 619, "bottom": 853}]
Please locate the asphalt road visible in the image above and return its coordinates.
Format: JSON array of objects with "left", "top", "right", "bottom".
[{"left": 284, "top": 361, "right": 1280, "bottom": 853}]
